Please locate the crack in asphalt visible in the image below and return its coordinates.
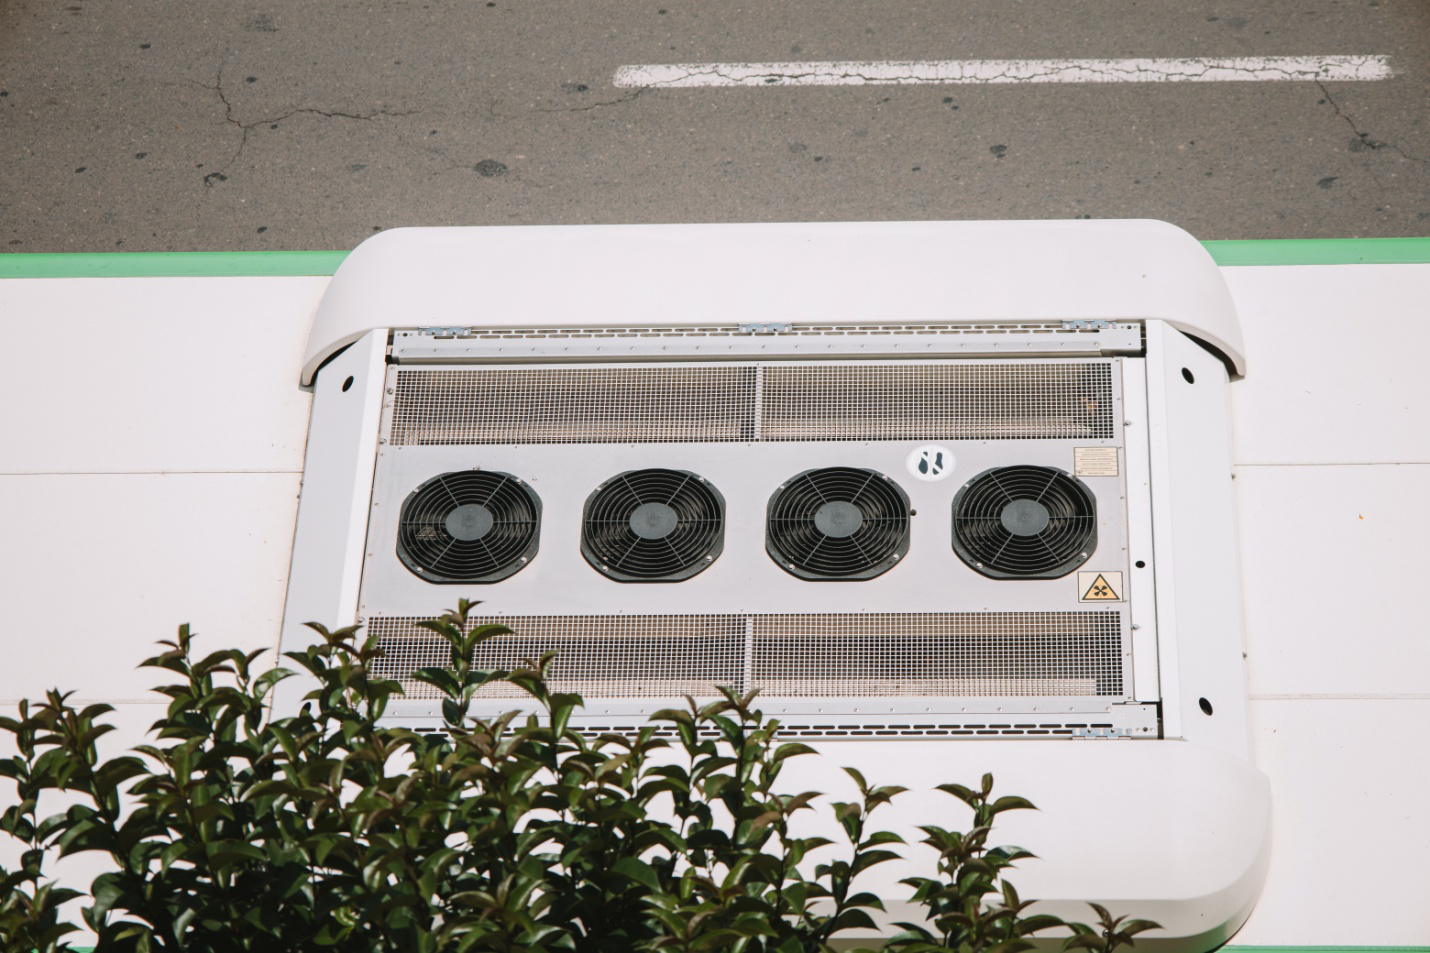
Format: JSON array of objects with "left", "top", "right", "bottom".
[
  {"left": 193, "top": 66, "right": 422, "bottom": 186},
  {"left": 1315, "top": 80, "right": 1424, "bottom": 165},
  {"left": 533, "top": 88, "right": 646, "bottom": 113}
]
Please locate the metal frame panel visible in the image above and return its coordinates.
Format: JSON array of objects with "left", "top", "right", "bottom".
[
  {"left": 388, "top": 322, "right": 1143, "bottom": 363},
  {"left": 1122, "top": 357, "right": 1163, "bottom": 703},
  {"left": 1145, "top": 321, "right": 1253, "bottom": 759},
  {"left": 270, "top": 330, "right": 388, "bottom": 715}
]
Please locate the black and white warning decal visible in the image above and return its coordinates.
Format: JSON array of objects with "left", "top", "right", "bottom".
[{"left": 1078, "top": 571, "right": 1123, "bottom": 602}]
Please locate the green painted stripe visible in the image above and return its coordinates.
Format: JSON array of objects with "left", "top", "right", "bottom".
[
  {"left": 0, "top": 250, "right": 349, "bottom": 279},
  {"left": 1201, "top": 237, "right": 1430, "bottom": 266},
  {"left": 0, "top": 238, "right": 1427, "bottom": 279}
]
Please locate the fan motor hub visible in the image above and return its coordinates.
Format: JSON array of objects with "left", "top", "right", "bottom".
[
  {"left": 814, "top": 501, "right": 864, "bottom": 539},
  {"left": 629, "top": 502, "right": 679, "bottom": 540},
  {"left": 1000, "top": 499, "right": 1051, "bottom": 537},
  {"left": 445, "top": 503, "right": 495, "bottom": 541}
]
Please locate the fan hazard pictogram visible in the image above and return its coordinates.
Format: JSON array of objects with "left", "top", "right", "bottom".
[{"left": 1078, "top": 571, "right": 1123, "bottom": 602}]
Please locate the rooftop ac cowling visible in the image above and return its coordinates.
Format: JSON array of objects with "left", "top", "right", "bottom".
[{"left": 275, "top": 221, "right": 1268, "bottom": 953}]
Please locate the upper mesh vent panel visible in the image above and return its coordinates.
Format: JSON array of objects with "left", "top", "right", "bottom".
[
  {"left": 391, "top": 366, "right": 757, "bottom": 445},
  {"left": 761, "top": 363, "right": 1115, "bottom": 440},
  {"left": 388, "top": 362, "right": 1116, "bottom": 445}
]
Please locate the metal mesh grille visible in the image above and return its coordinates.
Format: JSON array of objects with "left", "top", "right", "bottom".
[
  {"left": 750, "top": 613, "right": 1121, "bottom": 697},
  {"left": 367, "top": 612, "right": 1122, "bottom": 701},
  {"left": 368, "top": 615, "right": 746, "bottom": 698},
  {"left": 761, "top": 363, "right": 1115, "bottom": 440},
  {"left": 390, "top": 367, "right": 757, "bottom": 445},
  {"left": 390, "top": 362, "right": 1114, "bottom": 445}
]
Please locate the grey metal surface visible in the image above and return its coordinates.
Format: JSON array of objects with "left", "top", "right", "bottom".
[
  {"left": 355, "top": 353, "right": 1138, "bottom": 730},
  {"left": 2, "top": 0, "right": 1425, "bottom": 251},
  {"left": 361, "top": 360, "right": 1130, "bottom": 617},
  {"left": 359, "top": 438, "right": 1132, "bottom": 618}
]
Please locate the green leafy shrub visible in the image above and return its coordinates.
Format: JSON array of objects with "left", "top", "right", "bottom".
[{"left": 0, "top": 602, "right": 1156, "bottom": 953}]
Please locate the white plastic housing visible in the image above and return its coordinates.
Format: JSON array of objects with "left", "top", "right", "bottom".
[
  {"left": 301, "top": 220, "right": 1246, "bottom": 386},
  {"left": 277, "top": 221, "right": 1268, "bottom": 952}
]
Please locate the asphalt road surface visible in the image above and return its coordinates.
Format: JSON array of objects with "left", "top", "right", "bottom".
[{"left": 2, "top": 0, "right": 1426, "bottom": 252}]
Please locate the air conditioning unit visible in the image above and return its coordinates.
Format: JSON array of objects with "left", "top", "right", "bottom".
[{"left": 276, "top": 220, "right": 1269, "bottom": 951}]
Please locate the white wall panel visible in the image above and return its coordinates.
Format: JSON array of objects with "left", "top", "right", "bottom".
[
  {"left": 0, "top": 473, "right": 299, "bottom": 703},
  {"left": 0, "top": 276, "right": 324, "bottom": 474},
  {"left": 1236, "top": 463, "right": 1430, "bottom": 698},
  {"left": 1236, "top": 698, "right": 1430, "bottom": 944},
  {"left": 1225, "top": 263, "right": 1430, "bottom": 466}
]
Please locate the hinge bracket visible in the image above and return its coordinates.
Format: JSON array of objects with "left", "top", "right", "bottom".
[
  {"left": 738, "top": 322, "right": 792, "bottom": 335},
  {"left": 417, "top": 326, "right": 473, "bottom": 337},
  {"left": 1072, "top": 727, "right": 1133, "bottom": 740},
  {"left": 1061, "top": 320, "right": 1118, "bottom": 331}
]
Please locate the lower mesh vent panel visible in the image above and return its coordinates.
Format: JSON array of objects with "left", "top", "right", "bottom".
[{"left": 368, "top": 612, "right": 1123, "bottom": 701}]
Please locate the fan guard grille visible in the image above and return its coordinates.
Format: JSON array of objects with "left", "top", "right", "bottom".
[
  {"left": 952, "top": 465, "right": 1096, "bottom": 579},
  {"left": 581, "top": 468, "right": 726, "bottom": 582},
  {"left": 767, "top": 467, "right": 911, "bottom": 580},
  {"left": 396, "top": 470, "right": 541, "bottom": 583}
]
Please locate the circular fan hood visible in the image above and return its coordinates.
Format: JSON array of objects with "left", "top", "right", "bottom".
[
  {"left": 582, "top": 468, "right": 725, "bottom": 582},
  {"left": 396, "top": 470, "right": 541, "bottom": 583},
  {"left": 766, "top": 466, "right": 911, "bottom": 581},
  {"left": 952, "top": 465, "right": 1096, "bottom": 579}
]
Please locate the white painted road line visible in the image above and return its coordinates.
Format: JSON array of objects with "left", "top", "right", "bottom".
[{"left": 613, "top": 55, "right": 1393, "bottom": 88}]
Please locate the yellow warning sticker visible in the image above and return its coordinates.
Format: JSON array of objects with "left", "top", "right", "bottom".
[{"left": 1078, "top": 571, "right": 1123, "bottom": 602}]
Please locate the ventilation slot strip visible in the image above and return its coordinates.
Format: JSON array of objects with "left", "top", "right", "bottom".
[
  {"left": 367, "top": 611, "right": 1125, "bottom": 701},
  {"left": 409, "top": 322, "right": 1117, "bottom": 341},
  {"left": 409, "top": 722, "right": 1120, "bottom": 740},
  {"left": 388, "top": 362, "right": 1116, "bottom": 445}
]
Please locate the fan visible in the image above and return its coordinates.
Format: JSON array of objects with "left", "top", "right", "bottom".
[
  {"left": 951, "top": 465, "right": 1096, "bottom": 578},
  {"left": 767, "top": 467, "right": 911, "bottom": 581},
  {"left": 396, "top": 470, "right": 541, "bottom": 583},
  {"left": 582, "top": 468, "right": 725, "bottom": 582}
]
